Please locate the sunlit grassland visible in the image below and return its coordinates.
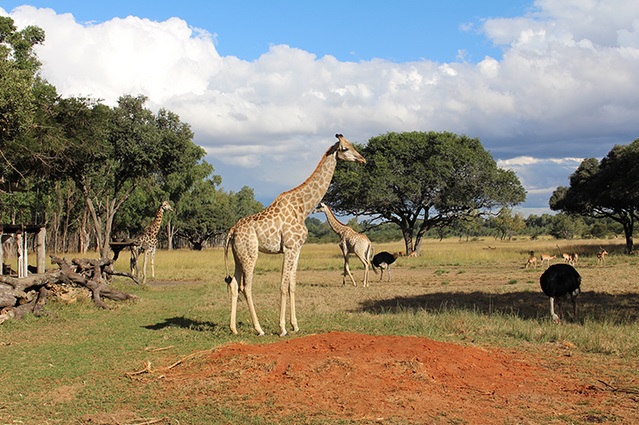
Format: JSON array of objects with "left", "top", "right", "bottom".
[{"left": 1, "top": 237, "right": 638, "bottom": 423}]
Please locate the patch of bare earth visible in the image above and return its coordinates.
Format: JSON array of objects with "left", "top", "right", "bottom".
[{"left": 160, "top": 331, "right": 637, "bottom": 424}]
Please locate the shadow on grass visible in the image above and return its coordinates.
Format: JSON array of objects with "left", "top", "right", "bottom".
[
  {"left": 356, "top": 290, "right": 639, "bottom": 323},
  {"left": 144, "top": 316, "right": 218, "bottom": 332}
]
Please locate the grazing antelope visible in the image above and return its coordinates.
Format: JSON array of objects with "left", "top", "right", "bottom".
[
  {"left": 570, "top": 252, "right": 579, "bottom": 266},
  {"left": 597, "top": 249, "right": 608, "bottom": 266},
  {"left": 525, "top": 251, "right": 538, "bottom": 269},
  {"left": 557, "top": 245, "right": 574, "bottom": 265},
  {"left": 539, "top": 254, "right": 556, "bottom": 268}
]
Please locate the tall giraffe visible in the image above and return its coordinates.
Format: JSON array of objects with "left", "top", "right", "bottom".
[
  {"left": 313, "top": 202, "right": 374, "bottom": 287},
  {"left": 224, "top": 134, "right": 366, "bottom": 336},
  {"left": 131, "top": 200, "right": 173, "bottom": 284}
]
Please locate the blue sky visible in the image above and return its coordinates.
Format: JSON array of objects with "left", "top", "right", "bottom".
[
  {"left": 2, "top": 1, "right": 639, "bottom": 216},
  {"left": 3, "top": 0, "right": 532, "bottom": 62}
]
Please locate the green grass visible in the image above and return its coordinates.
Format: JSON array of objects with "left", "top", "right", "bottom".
[{"left": 1, "top": 237, "right": 639, "bottom": 423}]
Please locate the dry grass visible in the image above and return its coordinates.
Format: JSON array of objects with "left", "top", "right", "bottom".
[{"left": 2, "top": 236, "right": 638, "bottom": 424}]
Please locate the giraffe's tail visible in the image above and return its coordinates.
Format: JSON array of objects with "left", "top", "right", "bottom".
[
  {"left": 368, "top": 244, "right": 378, "bottom": 274},
  {"left": 224, "top": 228, "right": 234, "bottom": 285}
]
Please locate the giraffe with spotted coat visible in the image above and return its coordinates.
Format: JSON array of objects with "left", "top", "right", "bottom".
[
  {"left": 224, "top": 134, "right": 366, "bottom": 336},
  {"left": 313, "top": 202, "right": 374, "bottom": 287},
  {"left": 131, "top": 200, "right": 172, "bottom": 284}
]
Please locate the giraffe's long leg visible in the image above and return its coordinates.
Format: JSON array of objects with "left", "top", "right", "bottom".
[
  {"left": 130, "top": 247, "right": 139, "bottom": 277},
  {"left": 142, "top": 251, "right": 149, "bottom": 284},
  {"left": 228, "top": 270, "right": 240, "bottom": 335},
  {"left": 150, "top": 247, "right": 155, "bottom": 278},
  {"left": 242, "top": 263, "right": 265, "bottom": 336},
  {"left": 280, "top": 248, "right": 301, "bottom": 336},
  {"left": 343, "top": 252, "right": 357, "bottom": 286},
  {"left": 354, "top": 251, "right": 370, "bottom": 287}
]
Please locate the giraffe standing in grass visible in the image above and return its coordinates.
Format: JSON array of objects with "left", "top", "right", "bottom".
[
  {"left": 313, "top": 202, "right": 374, "bottom": 287},
  {"left": 224, "top": 134, "right": 366, "bottom": 336},
  {"left": 131, "top": 200, "right": 172, "bottom": 284}
]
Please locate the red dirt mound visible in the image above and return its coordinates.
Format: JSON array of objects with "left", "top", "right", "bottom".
[{"left": 163, "top": 332, "right": 630, "bottom": 424}]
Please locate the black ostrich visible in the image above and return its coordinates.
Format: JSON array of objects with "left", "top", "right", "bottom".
[
  {"left": 372, "top": 251, "right": 400, "bottom": 282},
  {"left": 539, "top": 263, "right": 582, "bottom": 323}
]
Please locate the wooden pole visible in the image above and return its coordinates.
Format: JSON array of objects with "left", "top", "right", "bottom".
[
  {"left": 37, "top": 226, "right": 46, "bottom": 273},
  {"left": 0, "top": 228, "right": 3, "bottom": 276}
]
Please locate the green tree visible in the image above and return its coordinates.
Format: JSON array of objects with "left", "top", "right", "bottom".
[
  {"left": 175, "top": 176, "right": 232, "bottom": 250},
  {"left": 228, "top": 186, "right": 264, "bottom": 223},
  {"left": 550, "top": 140, "right": 639, "bottom": 253},
  {"left": 549, "top": 213, "right": 585, "bottom": 240},
  {"left": 325, "top": 131, "right": 526, "bottom": 255},
  {"left": 0, "top": 17, "right": 45, "bottom": 161},
  {"left": 491, "top": 208, "right": 526, "bottom": 241},
  {"left": 54, "top": 95, "right": 203, "bottom": 256},
  {"left": 0, "top": 17, "right": 61, "bottom": 191}
]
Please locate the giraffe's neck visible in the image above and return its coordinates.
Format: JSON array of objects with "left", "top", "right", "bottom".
[
  {"left": 323, "top": 206, "right": 350, "bottom": 236},
  {"left": 278, "top": 146, "right": 338, "bottom": 217},
  {"left": 136, "top": 208, "right": 165, "bottom": 244},
  {"left": 147, "top": 208, "right": 165, "bottom": 238}
]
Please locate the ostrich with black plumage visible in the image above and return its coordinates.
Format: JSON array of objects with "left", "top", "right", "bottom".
[
  {"left": 372, "top": 251, "right": 401, "bottom": 282},
  {"left": 540, "top": 263, "right": 582, "bottom": 323}
]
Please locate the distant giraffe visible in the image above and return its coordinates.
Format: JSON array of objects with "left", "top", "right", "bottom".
[
  {"left": 224, "top": 134, "right": 366, "bottom": 336},
  {"left": 313, "top": 202, "right": 374, "bottom": 287},
  {"left": 131, "top": 200, "right": 172, "bottom": 284}
]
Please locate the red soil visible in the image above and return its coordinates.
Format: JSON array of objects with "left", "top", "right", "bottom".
[{"left": 163, "top": 331, "right": 636, "bottom": 424}]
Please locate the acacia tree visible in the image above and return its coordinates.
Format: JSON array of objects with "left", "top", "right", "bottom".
[
  {"left": 550, "top": 139, "right": 639, "bottom": 253},
  {"left": 324, "top": 131, "right": 526, "bottom": 255}
]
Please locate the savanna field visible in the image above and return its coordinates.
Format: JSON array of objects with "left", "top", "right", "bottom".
[{"left": 1, "top": 237, "right": 638, "bottom": 424}]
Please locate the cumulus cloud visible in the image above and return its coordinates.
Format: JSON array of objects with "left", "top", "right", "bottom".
[{"left": 2, "top": 1, "right": 639, "bottom": 211}]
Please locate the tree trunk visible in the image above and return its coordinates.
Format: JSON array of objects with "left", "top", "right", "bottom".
[
  {"left": 166, "top": 220, "right": 174, "bottom": 251},
  {"left": 400, "top": 226, "right": 414, "bottom": 256},
  {"left": 80, "top": 208, "right": 90, "bottom": 253},
  {"left": 622, "top": 220, "right": 634, "bottom": 254}
]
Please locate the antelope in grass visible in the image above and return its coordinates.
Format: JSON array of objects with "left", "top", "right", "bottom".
[
  {"left": 557, "top": 245, "right": 576, "bottom": 266},
  {"left": 597, "top": 249, "right": 608, "bottom": 266},
  {"left": 539, "top": 253, "right": 556, "bottom": 268},
  {"left": 525, "top": 251, "right": 538, "bottom": 269},
  {"left": 570, "top": 252, "right": 579, "bottom": 266}
]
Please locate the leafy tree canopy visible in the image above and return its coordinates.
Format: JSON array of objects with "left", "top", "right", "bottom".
[
  {"left": 550, "top": 139, "right": 639, "bottom": 253},
  {"left": 324, "top": 131, "right": 526, "bottom": 254}
]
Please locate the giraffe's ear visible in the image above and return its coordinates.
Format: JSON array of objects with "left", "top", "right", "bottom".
[{"left": 326, "top": 141, "right": 340, "bottom": 156}]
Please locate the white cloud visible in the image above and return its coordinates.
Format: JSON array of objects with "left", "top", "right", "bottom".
[{"left": 3, "top": 1, "right": 639, "bottom": 212}]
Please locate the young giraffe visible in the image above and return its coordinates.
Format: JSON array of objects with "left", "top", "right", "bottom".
[
  {"left": 313, "top": 202, "right": 374, "bottom": 287},
  {"left": 224, "top": 134, "right": 366, "bottom": 336},
  {"left": 130, "top": 200, "right": 173, "bottom": 284}
]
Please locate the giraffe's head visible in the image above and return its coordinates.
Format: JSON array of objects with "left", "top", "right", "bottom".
[
  {"left": 312, "top": 202, "right": 329, "bottom": 215},
  {"left": 333, "top": 134, "right": 366, "bottom": 164},
  {"left": 160, "top": 200, "right": 173, "bottom": 212}
]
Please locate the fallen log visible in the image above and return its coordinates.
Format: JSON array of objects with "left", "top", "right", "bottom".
[{"left": 0, "top": 256, "right": 139, "bottom": 323}]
